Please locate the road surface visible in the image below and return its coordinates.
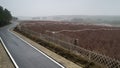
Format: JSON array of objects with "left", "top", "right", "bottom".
[{"left": 0, "top": 22, "right": 64, "bottom": 68}]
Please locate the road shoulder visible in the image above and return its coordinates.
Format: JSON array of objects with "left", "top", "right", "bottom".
[{"left": 0, "top": 42, "right": 14, "bottom": 68}]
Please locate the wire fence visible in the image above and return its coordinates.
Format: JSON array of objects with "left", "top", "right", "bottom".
[{"left": 17, "top": 25, "right": 120, "bottom": 68}]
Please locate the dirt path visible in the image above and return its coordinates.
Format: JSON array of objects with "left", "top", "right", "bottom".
[
  {"left": 0, "top": 43, "right": 14, "bottom": 68},
  {"left": 46, "top": 28, "right": 120, "bottom": 33},
  {"left": 12, "top": 30, "right": 82, "bottom": 68}
]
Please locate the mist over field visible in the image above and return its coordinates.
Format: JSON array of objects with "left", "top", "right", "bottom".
[{"left": 18, "top": 15, "right": 120, "bottom": 27}]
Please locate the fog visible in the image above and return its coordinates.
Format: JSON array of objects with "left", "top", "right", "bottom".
[{"left": 0, "top": 0, "right": 120, "bottom": 17}]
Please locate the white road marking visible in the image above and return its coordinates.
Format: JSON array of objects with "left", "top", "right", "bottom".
[
  {"left": 8, "top": 29, "right": 65, "bottom": 68},
  {"left": 0, "top": 36, "right": 19, "bottom": 68}
]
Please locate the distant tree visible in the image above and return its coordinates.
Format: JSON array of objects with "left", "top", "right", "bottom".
[
  {"left": 0, "top": 6, "right": 4, "bottom": 26},
  {"left": 0, "top": 6, "right": 12, "bottom": 27},
  {"left": 12, "top": 17, "right": 18, "bottom": 21},
  {"left": 4, "top": 9, "right": 12, "bottom": 21}
]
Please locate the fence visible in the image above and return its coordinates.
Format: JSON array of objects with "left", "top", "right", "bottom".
[{"left": 18, "top": 25, "right": 120, "bottom": 68}]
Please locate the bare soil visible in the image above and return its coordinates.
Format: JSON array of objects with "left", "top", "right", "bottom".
[
  {"left": 0, "top": 43, "right": 14, "bottom": 68},
  {"left": 20, "top": 21, "right": 120, "bottom": 61}
]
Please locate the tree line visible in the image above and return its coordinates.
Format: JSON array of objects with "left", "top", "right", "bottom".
[{"left": 0, "top": 6, "right": 12, "bottom": 27}]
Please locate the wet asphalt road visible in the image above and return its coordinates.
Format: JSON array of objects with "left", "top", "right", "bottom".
[{"left": 0, "top": 23, "right": 63, "bottom": 68}]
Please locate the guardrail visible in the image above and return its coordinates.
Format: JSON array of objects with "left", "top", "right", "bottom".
[
  {"left": 18, "top": 25, "right": 120, "bottom": 68},
  {"left": 0, "top": 37, "right": 19, "bottom": 68}
]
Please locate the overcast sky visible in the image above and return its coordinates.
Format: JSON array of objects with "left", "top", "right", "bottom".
[{"left": 0, "top": 0, "right": 120, "bottom": 17}]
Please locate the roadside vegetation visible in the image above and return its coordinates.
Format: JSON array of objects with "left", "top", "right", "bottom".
[
  {"left": 0, "top": 6, "right": 12, "bottom": 27},
  {"left": 22, "top": 21, "right": 120, "bottom": 61},
  {"left": 14, "top": 26, "right": 102, "bottom": 68}
]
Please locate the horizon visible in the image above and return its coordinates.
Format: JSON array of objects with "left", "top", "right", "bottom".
[{"left": 17, "top": 15, "right": 120, "bottom": 18}]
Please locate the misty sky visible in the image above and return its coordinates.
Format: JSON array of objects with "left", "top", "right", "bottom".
[{"left": 0, "top": 0, "right": 120, "bottom": 17}]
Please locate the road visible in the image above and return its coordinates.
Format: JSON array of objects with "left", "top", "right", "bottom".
[{"left": 0, "top": 22, "right": 64, "bottom": 68}]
